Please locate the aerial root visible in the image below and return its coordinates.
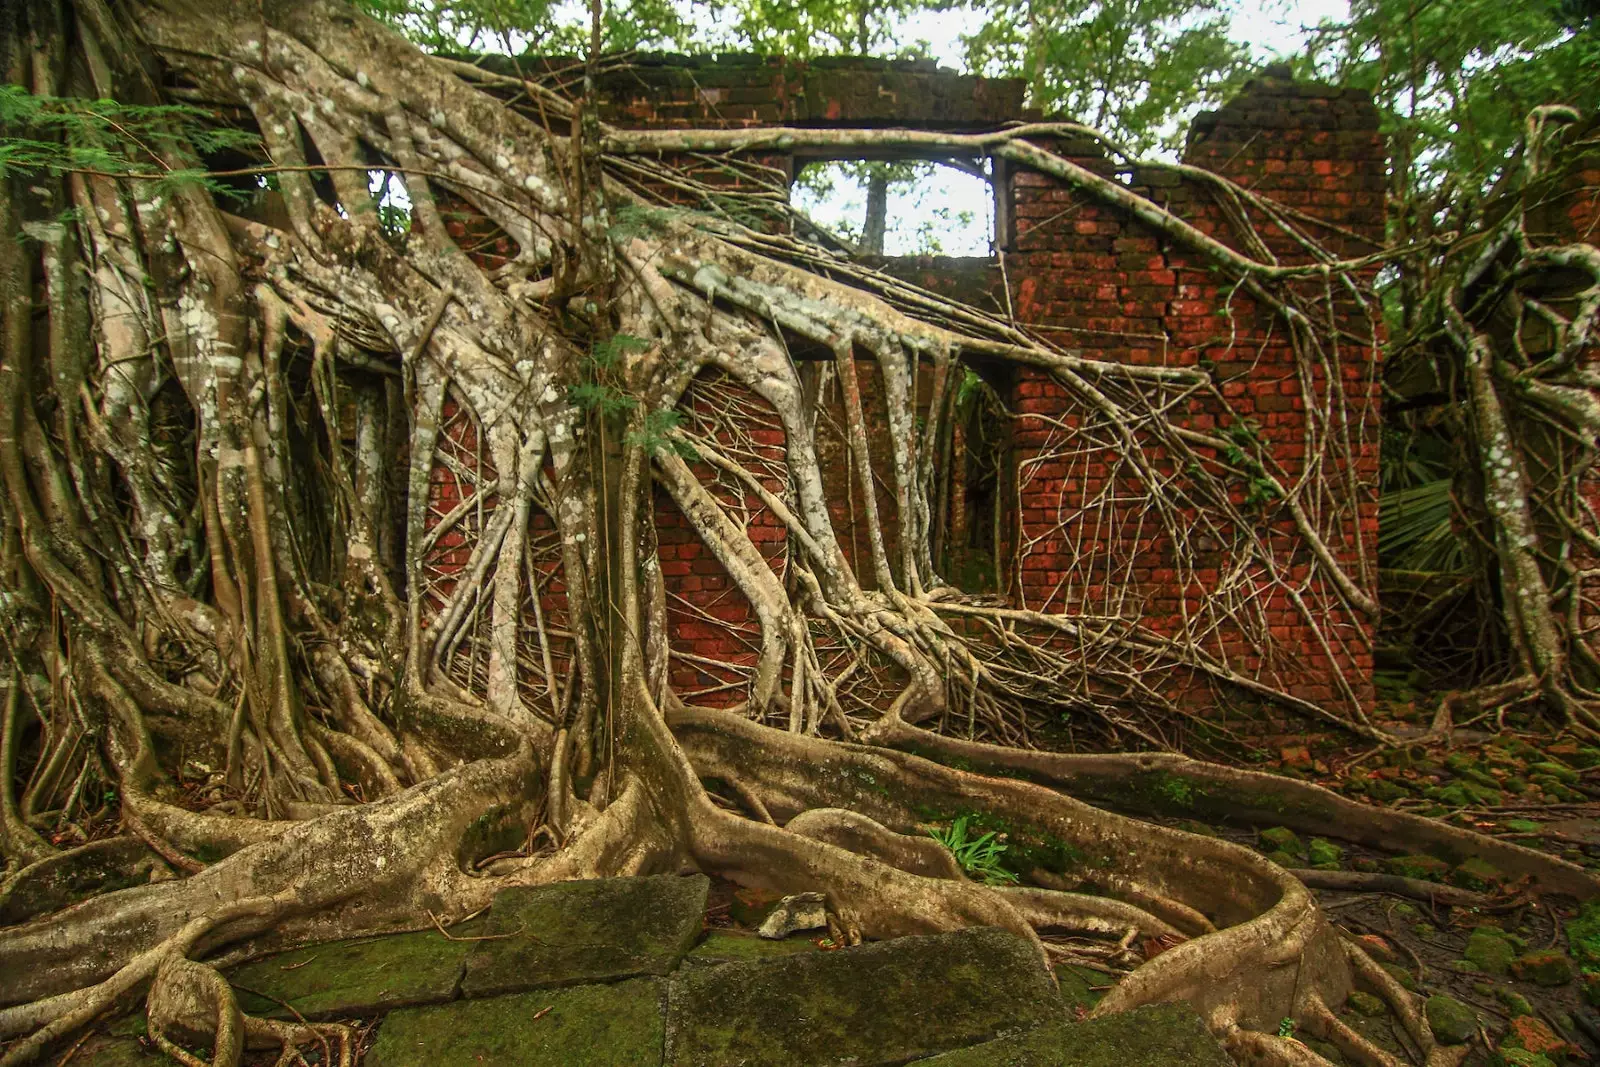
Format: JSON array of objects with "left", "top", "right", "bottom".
[
  {"left": 1300, "top": 996, "right": 1407, "bottom": 1067},
  {"left": 865, "top": 717, "right": 1600, "bottom": 898},
  {"left": 993, "top": 885, "right": 1184, "bottom": 943},
  {"left": 1341, "top": 938, "right": 1469, "bottom": 1067},
  {"left": 783, "top": 807, "right": 965, "bottom": 879},
  {"left": 1290, "top": 870, "right": 1498, "bottom": 910},
  {"left": 687, "top": 798, "right": 1050, "bottom": 964},
  {"left": 147, "top": 957, "right": 354, "bottom": 1067},
  {"left": 1224, "top": 1024, "right": 1341, "bottom": 1067},
  {"left": 0, "top": 892, "right": 293, "bottom": 1067},
  {"left": 1030, "top": 868, "right": 1217, "bottom": 936}
]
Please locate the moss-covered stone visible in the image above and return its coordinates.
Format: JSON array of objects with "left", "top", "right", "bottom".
[
  {"left": 1568, "top": 899, "right": 1600, "bottom": 969},
  {"left": 1347, "top": 991, "right": 1385, "bottom": 1016},
  {"left": 685, "top": 929, "right": 820, "bottom": 965},
  {"left": 1497, "top": 988, "right": 1536, "bottom": 1017},
  {"left": 1385, "top": 854, "right": 1449, "bottom": 881},
  {"left": 1258, "top": 826, "right": 1301, "bottom": 854},
  {"left": 1053, "top": 963, "right": 1107, "bottom": 1013},
  {"left": 1528, "top": 761, "right": 1579, "bottom": 783},
  {"left": 1365, "top": 778, "right": 1409, "bottom": 803},
  {"left": 1424, "top": 995, "right": 1477, "bottom": 1044},
  {"left": 1307, "top": 838, "right": 1343, "bottom": 869},
  {"left": 1265, "top": 849, "right": 1301, "bottom": 868},
  {"left": 1499, "top": 1050, "right": 1557, "bottom": 1067},
  {"left": 228, "top": 928, "right": 471, "bottom": 1019},
  {"left": 663, "top": 927, "right": 1060, "bottom": 1066},
  {"left": 915, "top": 1002, "right": 1234, "bottom": 1066},
  {"left": 365, "top": 978, "right": 664, "bottom": 1067},
  {"left": 462, "top": 874, "right": 708, "bottom": 997},
  {"left": 1500, "top": 1015, "right": 1578, "bottom": 1061},
  {"left": 1379, "top": 962, "right": 1416, "bottom": 991},
  {"left": 1426, "top": 783, "right": 1474, "bottom": 808},
  {"left": 1512, "top": 949, "right": 1574, "bottom": 986},
  {"left": 1452, "top": 857, "right": 1503, "bottom": 891},
  {"left": 1463, "top": 929, "right": 1516, "bottom": 976}
]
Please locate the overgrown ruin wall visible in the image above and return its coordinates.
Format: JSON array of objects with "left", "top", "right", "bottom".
[{"left": 421, "top": 56, "right": 1386, "bottom": 731}]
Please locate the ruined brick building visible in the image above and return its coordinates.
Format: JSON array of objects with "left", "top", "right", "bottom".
[{"left": 421, "top": 56, "right": 1391, "bottom": 730}]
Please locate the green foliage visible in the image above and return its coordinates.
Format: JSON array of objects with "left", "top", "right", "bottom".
[
  {"left": 567, "top": 334, "right": 695, "bottom": 458},
  {"left": 356, "top": 0, "right": 693, "bottom": 54},
  {"left": 568, "top": 380, "right": 638, "bottom": 418},
  {"left": 626, "top": 408, "right": 699, "bottom": 459},
  {"left": 706, "top": 0, "right": 941, "bottom": 58},
  {"left": 927, "top": 814, "right": 1020, "bottom": 885},
  {"left": 1276, "top": 1017, "right": 1296, "bottom": 1038},
  {"left": 589, "top": 332, "right": 651, "bottom": 369},
  {"left": 1302, "top": 0, "right": 1599, "bottom": 202},
  {"left": 1567, "top": 898, "right": 1600, "bottom": 970},
  {"left": 963, "top": 0, "right": 1251, "bottom": 154},
  {"left": 0, "top": 84, "right": 259, "bottom": 202},
  {"left": 1156, "top": 774, "right": 1194, "bottom": 809}
]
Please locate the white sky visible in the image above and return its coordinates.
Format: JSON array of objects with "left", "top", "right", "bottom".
[{"left": 801, "top": 0, "right": 1352, "bottom": 255}]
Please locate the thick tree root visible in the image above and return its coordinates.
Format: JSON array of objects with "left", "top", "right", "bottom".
[
  {"left": 147, "top": 957, "right": 354, "bottom": 1067},
  {"left": 670, "top": 705, "right": 1364, "bottom": 1040},
  {"left": 0, "top": 748, "right": 540, "bottom": 1009},
  {"left": 862, "top": 716, "right": 1600, "bottom": 898}
]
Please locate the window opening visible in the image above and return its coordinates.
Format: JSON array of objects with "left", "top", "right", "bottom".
[
  {"left": 792, "top": 158, "right": 997, "bottom": 257},
  {"left": 934, "top": 363, "right": 1014, "bottom": 595}
]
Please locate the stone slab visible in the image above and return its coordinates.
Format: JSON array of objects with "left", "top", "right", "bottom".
[
  {"left": 461, "top": 874, "right": 709, "bottom": 997},
  {"left": 227, "top": 928, "right": 471, "bottom": 1019},
  {"left": 663, "top": 926, "right": 1062, "bottom": 1067},
  {"left": 684, "top": 929, "right": 822, "bottom": 965},
  {"left": 365, "top": 978, "right": 665, "bottom": 1067},
  {"left": 914, "top": 1002, "right": 1235, "bottom": 1066}
]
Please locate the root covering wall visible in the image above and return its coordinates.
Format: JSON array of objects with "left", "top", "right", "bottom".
[{"left": 421, "top": 56, "right": 1387, "bottom": 724}]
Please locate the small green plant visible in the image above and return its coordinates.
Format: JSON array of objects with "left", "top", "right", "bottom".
[
  {"left": 927, "top": 815, "right": 1018, "bottom": 886},
  {"left": 0, "top": 84, "right": 260, "bottom": 203},
  {"left": 1277, "top": 1017, "right": 1296, "bottom": 1039},
  {"left": 1156, "top": 774, "right": 1194, "bottom": 809}
]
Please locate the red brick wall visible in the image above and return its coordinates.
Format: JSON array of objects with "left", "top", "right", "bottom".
[
  {"left": 422, "top": 57, "right": 1388, "bottom": 721},
  {"left": 1005, "top": 75, "right": 1385, "bottom": 713}
]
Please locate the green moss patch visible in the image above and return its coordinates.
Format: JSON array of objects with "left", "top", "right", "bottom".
[
  {"left": 1053, "top": 963, "right": 1108, "bottom": 1013},
  {"left": 462, "top": 874, "right": 708, "bottom": 998},
  {"left": 365, "top": 978, "right": 665, "bottom": 1067},
  {"left": 228, "top": 928, "right": 472, "bottom": 1019},
  {"left": 663, "top": 927, "right": 1060, "bottom": 1066},
  {"left": 1385, "top": 854, "right": 1449, "bottom": 881},
  {"left": 1462, "top": 929, "right": 1516, "bottom": 976},
  {"left": 685, "top": 929, "right": 821, "bottom": 965},
  {"left": 917, "top": 1002, "right": 1234, "bottom": 1066}
]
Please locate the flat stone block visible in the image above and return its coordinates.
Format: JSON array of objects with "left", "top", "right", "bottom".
[
  {"left": 462, "top": 874, "right": 708, "bottom": 997},
  {"left": 915, "top": 1002, "right": 1235, "bottom": 1066},
  {"left": 228, "top": 928, "right": 471, "bottom": 1019},
  {"left": 664, "top": 927, "right": 1061, "bottom": 1067},
  {"left": 366, "top": 978, "right": 665, "bottom": 1067},
  {"left": 685, "top": 929, "right": 821, "bottom": 966}
]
